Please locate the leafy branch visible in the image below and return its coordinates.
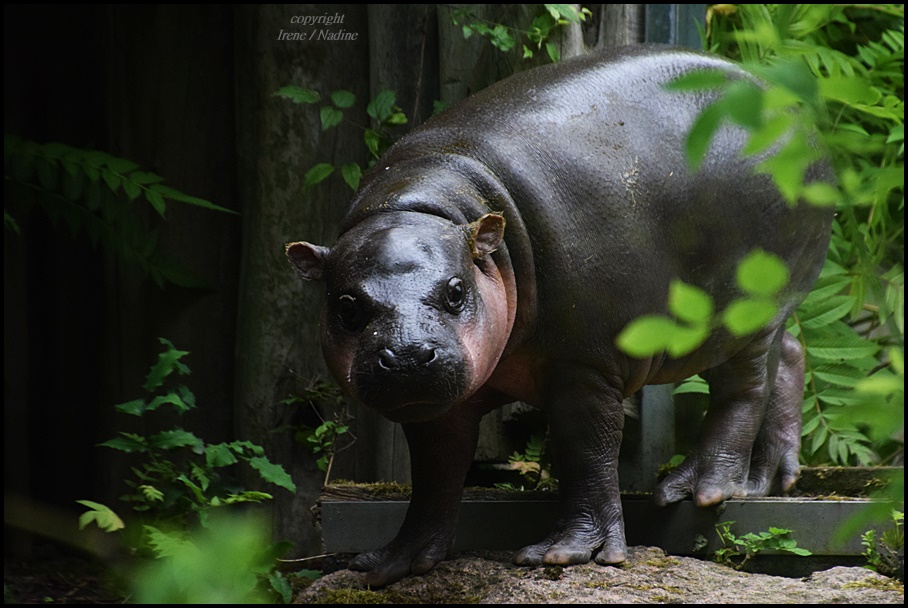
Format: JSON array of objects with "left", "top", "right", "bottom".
[
  {"left": 452, "top": 4, "right": 592, "bottom": 62},
  {"left": 273, "top": 87, "right": 408, "bottom": 191},
  {"left": 4, "top": 135, "right": 236, "bottom": 288}
]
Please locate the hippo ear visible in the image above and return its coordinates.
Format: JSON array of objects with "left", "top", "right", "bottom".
[
  {"left": 285, "top": 241, "right": 329, "bottom": 281},
  {"left": 466, "top": 213, "right": 506, "bottom": 259}
]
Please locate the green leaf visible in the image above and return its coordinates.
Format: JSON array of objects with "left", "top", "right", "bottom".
[
  {"left": 723, "top": 81, "right": 764, "bottom": 130},
  {"left": 668, "top": 280, "right": 714, "bottom": 324},
  {"left": 666, "top": 324, "right": 710, "bottom": 358},
  {"left": 341, "top": 162, "right": 361, "bottom": 191},
  {"left": 758, "top": 133, "right": 819, "bottom": 203},
  {"left": 615, "top": 315, "right": 677, "bottom": 358},
  {"left": 98, "top": 432, "right": 148, "bottom": 453},
  {"left": 122, "top": 177, "right": 142, "bottom": 201},
  {"left": 115, "top": 398, "right": 148, "bottom": 416},
  {"left": 76, "top": 500, "right": 126, "bottom": 532},
  {"left": 665, "top": 69, "right": 729, "bottom": 92},
  {"left": 806, "top": 334, "right": 880, "bottom": 361},
  {"left": 129, "top": 171, "right": 166, "bottom": 185},
  {"left": 330, "top": 90, "right": 355, "bottom": 109},
  {"left": 737, "top": 250, "right": 789, "bottom": 297},
  {"left": 206, "top": 443, "right": 239, "bottom": 468},
  {"left": 367, "top": 90, "right": 396, "bottom": 122},
  {"left": 319, "top": 106, "right": 343, "bottom": 130},
  {"left": 144, "top": 393, "right": 193, "bottom": 415},
  {"left": 138, "top": 485, "right": 164, "bottom": 502},
  {"left": 143, "top": 341, "right": 191, "bottom": 392},
  {"left": 149, "top": 428, "right": 204, "bottom": 450},
  {"left": 723, "top": 298, "right": 779, "bottom": 337},
  {"left": 107, "top": 157, "right": 139, "bottom": 175},
  {"left": 364, "top": 129, "right": 382, "bottom": 158},
  {"left": 273, "top": 85, "right": 319, "bottom": 104},
  {"left": 819, "top": 76, "right": 882, "bottom": 106},
  {"left": 812, "top": 364, "right": 865, "bottom": 387},
  {"left": 674, "top": 375, "right": 710, "bottom": 395},
  {"left": 145, "top": 188, "right": 167, "bottom": 217},
  {"left": 149, "top": 184, "right": 236, "bottom": 214},
  {"left": 762, "top": 59, "right": 819, "bottom": 106},
  {"left": 799, "top": 295, "right": 853, "bottom": 329},
  {"left": 685, "top": 102, "right": 723, "bottom": 171},
  {"left": 248, "top": 456, "right": 296, "bottom": 492},
  {"left": 269, "top": 571, "right": 294, "bottom": 604},
  {"left": 489, "top": 24, "right": 516, "bottom": 52},
  {"left": 743, "top": 112, "right": 794, "bottom": 156},
  {"left": 304, "top": 163, "right": 334, "bottom": 188},
  {"left": 386, "top": 112, "right": 408, "bottom": 126},
  {"left": 545, "top": 42, "right": 560, "bottom": 63},
  {"left": 143, "top": 525, "right": 196, "bottom": 559}
]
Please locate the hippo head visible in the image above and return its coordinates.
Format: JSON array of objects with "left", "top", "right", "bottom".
[{"left": 286, "top": 212, "right": 512, "bottom": 423}]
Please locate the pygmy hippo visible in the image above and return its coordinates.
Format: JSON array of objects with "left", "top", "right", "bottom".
[{"left": 286, "top": 46, "right": 833, "bottom": 586}]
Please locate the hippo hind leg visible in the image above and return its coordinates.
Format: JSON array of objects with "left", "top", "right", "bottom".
[
  {"left": 514, "top": 363, "right": 628, "bottom": 567},
  {"left": 655, "top": 326, "right": 802, "bottom": 507},
  {"left": 744, "top": 331, "right": 803, "bottom": 495}
]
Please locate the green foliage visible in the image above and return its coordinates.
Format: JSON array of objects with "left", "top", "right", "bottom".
[
  {"left": 81, "top": 338, "right": 295, "bottom": 529},
  {"left": 4, "top": 135, "right": 236, "bottom": 288},
  {"left": 134, "top": 512, "right": 293, "bottom": 603},
  {"left": 282, "top": 379, "right": 354, "bottom": 486},
  {"left": 861, "top": 509, "right": 904, "bottom": 578},
  {"left": 703, "top": 4, "right": 905, "bottom": 468},
  {"left": 77, "top": 338, "right": 300, "bottom": 602},
  {"left": 616, "top": 250, "right": 790, "bottom": 357},
  {"left": 713, "top": 521, "right": 812, "bottom": 570},
  {"left": 76, "top": 500, "right": 125, "bottom": 533},
  {"left": 273, "top": 87, "right": 407, "bottom": 192},
  {"left": 620, "top": 4, "right": 904, "bottom": 469},
  {"left": 452, "top": 4, "right": 592, "bottom": 62},
  {"left": 495, "top": 432, "right": 553, "bottom": 490}
]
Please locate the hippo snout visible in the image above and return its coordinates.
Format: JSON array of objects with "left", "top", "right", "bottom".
[
  {"left": 351, "top": 338, "right": 467, "bottom": 421},
  {"left": 377, "top": 343, "right": 438, "bottom": 371}
]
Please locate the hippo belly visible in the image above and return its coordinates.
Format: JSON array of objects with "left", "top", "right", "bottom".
[{"left": 286, "top": 45, "right": 833, "bottom": 586}]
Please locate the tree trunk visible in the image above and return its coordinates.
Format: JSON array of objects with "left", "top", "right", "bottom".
[{"left": 233, "top": 4, "right": 371, "bottom": 556}]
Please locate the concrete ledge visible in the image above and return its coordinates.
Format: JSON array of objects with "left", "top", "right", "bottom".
[{"left": 321, "top": 494, "right": 882, "bottom": 557}]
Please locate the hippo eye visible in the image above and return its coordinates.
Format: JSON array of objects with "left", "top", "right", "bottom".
[
  {"left": 337, "top": 294, "right": 363, "bottom": 331},
  {"left": 443, "top": 277, "right": 466, "bottom": 314}
]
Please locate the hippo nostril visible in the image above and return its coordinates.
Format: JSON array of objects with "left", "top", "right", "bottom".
[
  {"left": 378, "top": 348, "right": 399, "bottom": 370},
  {"left": 416, "top": 344, "right": 437, "bottom": 365}
]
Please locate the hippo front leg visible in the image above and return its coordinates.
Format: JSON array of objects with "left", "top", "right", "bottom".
[
  {"left": 514, "top": 364, "right": 628, "bottom": 567},
  {"left": 348, "top": 406, "right": 482, "bottom": 587}
]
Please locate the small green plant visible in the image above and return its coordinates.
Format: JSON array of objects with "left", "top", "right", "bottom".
[
  {"left": 452, "top": 4, "right": 592, "bottom": 62},
  {"left": 713, "top": 521, "right": 812, "bottom": 570},
  {"left": 861, "top": 509, "right": 904, "bottom": 578},
  {"left": 4, "top": 135, "right": 236, "bottom": 288},
  {"left": 85, "top": 338, "right": 296, "bottom": 528},
  {"left": 282, "top": 379, "right": 355, "bottom": 486},
  {"left": 492, "top": 431, "right": 558, "bottom": 491},
  {"left": 78, "top": 338, "right": 297, "bottom": 601},
  {"left": 495, "top": 432, "right": 552, "bottom": 490},
  {"left": 134, "top": 511, "right": 293, "bottom": 603},
  {"left": 273, "top": 87, "right": 408, "bottom": 191}
]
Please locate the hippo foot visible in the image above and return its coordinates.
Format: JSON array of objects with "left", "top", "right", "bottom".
[
  {"left": 653, "top": 451, "right": 750, "bottom": 507},
  {"left": 513, "top": 515, "right": 627, "bottom": 567},
  {"left": 653, "top": 429, "right": 800, "bottom": 507},
  {"left": 348, "top": 535, "right": 450, "bottom": 587},
  {"left": 740, "top": 409, "right": 802, "bottom": 497}
]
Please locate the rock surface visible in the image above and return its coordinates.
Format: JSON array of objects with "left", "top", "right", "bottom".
[{"left": 295, "top": 546, "right": 903, "bottom": 604}]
